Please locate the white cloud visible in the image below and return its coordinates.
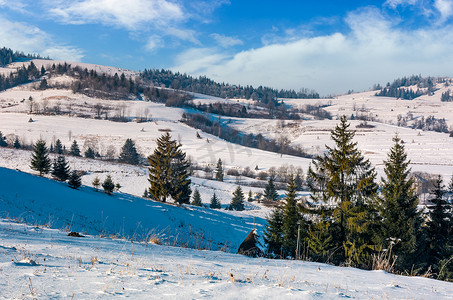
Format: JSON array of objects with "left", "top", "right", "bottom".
[
  {"left": 173, "top": 7, "right": 453, "bottom": 95},
  {"left": 0, "top": 16, "right": 83, "bottom": 61},
  {"left": 434, "top": 0, "right": 453, "bottom": 21},
  {"left": 145, "top": 35, "right": 164, "bottom": 52},
  {"left": 46, "top": 0, "right": 184, "bottom": 30},
  {"left": 210, "top": 33, "right": 243, "bottom": 48},
  {"left": 384, "top": 0, "right": 418, "bottom": 9}
]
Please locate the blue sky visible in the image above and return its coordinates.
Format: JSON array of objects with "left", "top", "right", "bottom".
[{"left": 1, "top": 0, "right": 453, "bottom": 95}]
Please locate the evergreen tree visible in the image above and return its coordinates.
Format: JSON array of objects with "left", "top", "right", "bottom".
[
  {"left": 30, "top": 139, "right": 51, "bottom": 176},
  {"left": 247, "top": 190, "right": 254, "bottom": 202},
  {"left": 13, "top": 137, "right": 20, "bottom": 149},
  {"left": 147, "top": 133, "right": 191, "bottom": 204},
  {"left": 119, "top": 138, "right": 140, "bottom": 165},
  {"left": 115, "top": 183, "right": 121, "bottom": 192},
  {"left": 426, "top": 176, "right": 451, "bottom": 275},
  {"left": 264, "top": 174, "right": 279, "bottom": 201},
  {"left": 51, "top": 155, "right": 70, "bottom": 181},
  {"left": 210, "top": 193, "right": 221, "bottom": 209},
  {"left": 68, "top": 170, "right": 81, "bottom": 189},
  {"left": 230, "top": 185, "right": 245, "bottom": 211},
  {"left": 85, "top": 147, "right": 95, "bottom": 158},
  {"left": 192, "top": 189, "right": 202, "bottom": 206},
  {"left": 307, "top": 116, "right": 378, "bottom": 267},
  {"left": 294, "top": 172, "right": 303, "bottom": 191},
  {"left": 92, "top": 176, "right": 100, "bottom": 190},
  {"left": 69, "top": 140, "right": 81, "bottom": 156},
  {"left": 263, "top": 204, "right": 284, "bottom": 257},
  {"left": 0, "top": 131, "right": 7, "bottom": 147},
  {"left": 281, "top": 176, "right": 303, "bottom": 257},
  {"left": 215, "top": 158, "right": 224, "bottom": 181},
  {"left": 377, "top": 135, "right": 421, "bottom": 271},
  {"left": 102, "top": 175, "right": 115, "bottom": 195},
  {"left": 54, "top": 139, "right": 63, "bottom": 154}
]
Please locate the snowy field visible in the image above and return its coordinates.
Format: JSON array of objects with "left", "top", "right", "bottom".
[{"left": 1, "top": 218, "right": 453, "bottom": 299}]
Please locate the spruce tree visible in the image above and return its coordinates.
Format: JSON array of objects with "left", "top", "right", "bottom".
[
  {"left": 30, "top": 139, "right": 51, "bottom": 176},
  {"left": 68, "top": 170, "right": 81, "bottom": 189},
  {"left": 263, "top": 204, "right": 284, "bottom": 257},
  {"left": 210, "top": 193, "right": 221, "bottom": 209},
  {"left": 0, "top": 131, "right": 7, "bottom": 147},
  {"left": 426, "top": 176, "right": 451, "bottom": 274},
  {"left": 148, "top": 133, "right": 191, "bottom": 204},
  {"left": 230, "top": 185, "right": 245, "bottom": 211},
  {"left": 85, "top": 147, "right": 95, "bottom": 158},
  {"left": 54, "top": 139, "right": 63, "bottom": 154},
  {"left": 247, "top": 190, "right": 253, "bottom": 202},
  {"left": 281, "top": 176, "right": 303, "bottom": 257},
  {"left": 51, "top": 155, "right": 70, "bottom": 181},
  {"left": 192, "top": 189, "right": 202, "bottom": 206},
  {"left": 119, "top": 138, "right": 140, "bottom": 165},
  {"left": 13, "top": 137, "right": 20, "bottom": 149},
  {"left": 264, "top": 174, "right": 278, "bottom": 201},
  {"left": 215, "top": 158, "right": 224, "bottom": 181},
  {"left": 378, "top": 135, "right": 421, "bottom": 271},
  {"left": 307, "top": 116, "right": 378, "bottom": 266},
  {"left": 69, "top": 140, "right": 81, "bottom": 157},
  {"left": 102, "top": 175, "right": 115, "bottom": 195}
]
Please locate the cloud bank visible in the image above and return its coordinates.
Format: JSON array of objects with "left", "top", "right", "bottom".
[{"left": 173, "top": 6, "right": 453, "bottom": 95}]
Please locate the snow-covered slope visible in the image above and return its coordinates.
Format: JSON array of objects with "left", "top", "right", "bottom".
[
  {"left": 1, "top": 219, "right": 452, "bottom": 299},
  {"left": 0, "top": 167, "right": 261, "bottom": 251}
]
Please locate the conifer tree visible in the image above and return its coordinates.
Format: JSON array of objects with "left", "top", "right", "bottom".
[
  {"left": 192, "top": 189, "right": 202, "bottom": 206},
  {"left": 68, "top": 170, "right": 81, "bottom": 189},
  {"left": 378, "top": 135, "right": 421, "bottom": 270},
  {"left": 147, "top": 133, "right": 191, "bottom": 204},
  {"left": 307, "top": 116, "right": 377, "bottom": 266},
  {"left": 102, "top": 175, "right": 115, "bottom": 195},
  {"left": 247, "top": 190, "right": 253, "bottom": 202},
  {"left": 119, "top": 138, "right": 140, "bottom": 165},
  {"left": 264, "top": 174, "right": 278, "bottom": 201},
  {"left": 426, "top": 176, "right": 451, "bottom": 274},
  {"left": 54, "top": 139, "right": 63, "bottom": 154},
  {"left": 215, "top": 158, "right": 224, "bottom": 181},
  {"left": 264, "top": 204, "right": 284, "bottom": 257},
  {"left": 92, "top": 176, "right": 100, "bottom": 190},
  {"left": 210, "top": 193, "right": 221, "bottom": 209},
  {"left": 85, "top": 147, "right": 95, "bottom": 158},
  {"left": 13, "top": 137, "right": 20, "bottom": 149},
  {"left": 230, "top": 185, "right": 245, "bottom": 211},
  {"left": 30, "top": 139, "right": 51, "bottom": 176},
  {"left": 0, "top": 131, "right": 7, "bottom": 147},
  {"left": 51, "top": 155, "right": 70, "bottom": 181},
  {"left": 281, "top": 176, "right": 303, "bottom": 257},
  {"left": 69, "top": 140, "right": 81, "bottom": 156}
]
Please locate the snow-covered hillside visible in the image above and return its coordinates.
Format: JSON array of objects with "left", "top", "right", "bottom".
[{"left": 1, "top": 218, "right": 453, "bottom": 299}]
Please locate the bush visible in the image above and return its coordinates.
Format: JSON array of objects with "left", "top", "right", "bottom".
[{"left": 227, "top": 169, "right": 240, "bottom": 176}]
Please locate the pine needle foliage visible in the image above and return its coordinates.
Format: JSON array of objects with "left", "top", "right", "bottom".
[
  {"left": 307, "top": 116, "right": 378, "bottom": 267},
  {"left": 30, "top": 139, "right": 51, "bottom": 176},
  {"left": 68, "top": 170, "right": 81, "bottom": 189},
  {"left": 215, "top": 158, "right": 224, "bottom": 181},
  {"left": 378, "top": 135, "right": 421, "bottom": 271},
  {"left": 119, "top": 138, "right": 140, "bottom": 165},
  {"left": 147, "top": 133, "right": 191, "bottom": 204},
  {"left": 210, "top": 193, "right": 221, "bottom": 209},
  {"left": 51, "top": 155, "right": 70, "bottom": 181},
  {"left": 69, "top": 140, "right": 81, "bottom": 157},
  {"left": 264, "top": 174, "right": 278, "bottom": 201},
  {"left": 230, "top": 185, "right": 245, "bottom": 211},
  {"left": 192, "top": 189, "right": 202, "bottom": 206}
]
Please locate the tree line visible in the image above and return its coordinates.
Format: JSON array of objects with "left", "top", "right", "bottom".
[
  {"left": 263, "top": 116, "right": 453, "bottom": 281},
  {"left": 140, "top": 68, "right": 319, "bottom": 105},
  {"left": 0, "top": 47, "right": 48, "bottom": 66}
]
